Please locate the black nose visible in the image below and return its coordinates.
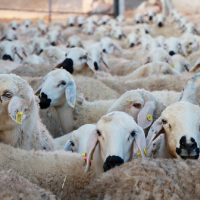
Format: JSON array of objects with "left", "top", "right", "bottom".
[
  {"left": 149, "top": 16, "right": 153, "bottom": 21},
  {"left": 103, "top": 49, "right": 106, "bottom": 53},
  {"left": 39, "top": 92, "right": 51, "bottom": 109},
  {"left": 118, "top": 35, "right": 122, "bottom": 39},
  {"left": 26, "top": 25, "right": 29, "bottom": 28},
  {"left": 79, "top": 24, "right": 82, "bottom": 27},
  {"left": 103, "top": 22, "right": 107, "bottom": 25},
  {"left": 169, "top": 51, "right": 175, "bottom": 56},
  {"left": 136, "top": 21, "right": 139, "bottom": 24},
  {"left": 51, "top": 42, "right": 55, "bottom": 46},
  {"left": 94, "top": 62, "right": 98, "bottom": 70},
  {"left": 130, "top": 43, "right": 135, "bottom": 47},
  {"left": 176, "top": 136, "right": 199, "bottom": 160},
  {"left": 69, "top": 23, "right": 74, "bottom": 26},
  {"left": 12, "top": 27, "right": 16, "bottom": 30},
  {"left": 38, "top": 49, "right": 43, "bottom": 55},
  {"left": 158, "top": 22, "right": 163, "bottom": 27},
  {"left": 103, "top": 156, "right": 124, "bottom": 172},
  {"left": 62, "top": 58, "right": 74, "bottom": 74},
  {"left": 88, "top": 32, "right": 91, "bottom": 35},
  {"left": 70, "top": 45, "right": 75, "bottom": 48},
  {"left": 145, "top": 30, "right": 149, "bottom": 34},
  {"left": 2, "top": 54, "right": 13, "bottom": 61},
  {"left": 7, "top": 39, "right": 12, "bottom": 41}
]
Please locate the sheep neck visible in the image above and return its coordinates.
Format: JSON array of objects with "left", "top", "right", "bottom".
[{"left": 55, "top": 102, "right": 74, "bottom": 134}]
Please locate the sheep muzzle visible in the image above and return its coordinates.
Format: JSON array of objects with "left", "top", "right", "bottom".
[{"left": 103, "top": 155, "right": 124, "bottom": 172}]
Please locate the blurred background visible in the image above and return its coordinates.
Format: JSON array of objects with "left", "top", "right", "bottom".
[{"left": 0, "top": 0, "right": 199, "bottom": 22}]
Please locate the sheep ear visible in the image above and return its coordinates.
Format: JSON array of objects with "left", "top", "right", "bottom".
[
  {"left": 58, "top": 35, "right": 65, "bottom": 43},
  {"left": 14, "top": 47, "right": 24, "bottom": 61},
  {"left": 184, "top": 61, "right": 191, "bottom": 72},
  {"left": 143, "top": 56, "right": 150, "bottom": 64},
  {"left": 133, "top": 125, "right": 147, "bottom": 158},
  {"left": 80, "top": 41, "right": 84, "bottom": 48},
  {"left": 113, "top": 42, "right": 123, "bottom": 54},
  {"left": 34, "top": 83, "right": 43, "bottom": 95},
  {"left": 101, "top": 53, "right": 110, "bottom": 69},
  {"left": 137, "top": 101, "right": 156, "bottom": 129},
  {"left": 146, "top": 117, "right": 164, "bottom": 148},
  {"left": 64, "top": 140, "right": 73, "bottom": 151},
  {"left": 190, "top": 59, "right": 200, "bottom": 72},
  {"left": 85, "top": 130, "right": 99, "bottom": 173},
  {"left": 65, "top": 80, "right": 76, "bottom": 108},
  {"left": 86, "top": 55, "right": 95, "bottom": 72},
  {"left": 0, "top": 35, "right": 6, "bottom": 41},
  {"left": 178, "top": 43, "right": 186, "bottom": 56},
  {"left": 8, "top": 96, "right": 27, "bottom": 124}
]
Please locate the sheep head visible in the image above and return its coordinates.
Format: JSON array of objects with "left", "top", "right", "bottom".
[
  {"left": 0, "top": 74, "right": 34, "bottom": 130},
  {"left": 85, "top": 111, "right": 147, "bottom": 173},
  {"left": 35, "top": 69, "right": 76, "bottom": 109},
  {"left": 146, "top": 101, "right": 200, "bottom": 160}
]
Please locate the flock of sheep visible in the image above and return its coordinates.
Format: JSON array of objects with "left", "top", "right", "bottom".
[{"left": 0, "top": 5, "right": 200, "bottom": 200}]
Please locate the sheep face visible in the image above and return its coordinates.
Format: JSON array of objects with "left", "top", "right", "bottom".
[
  {"left": 1, "top": 29, "right": 18, "bottom": 42},
  {"left": 66, "top": 36, "right": 83, "bottom": 48},
  {"left": 0, "top": 41, "right": 26, "bottom": 62},
  {"left": 125, "top": 32, "right": 139, "bottom": 48},
  {"left": 32, "top": 37, "right": 50, "bottom": 55},
  {"left": 39, "top": 46, "right": 65, "bottom": 65},
  {"left": 85, "top": 111, "right": 146, "bottom": 173},
  {"left": 82, "top": 22, "right": 96, "bottom": 35},
  {"left": 67, "top": 15, "right": 76, "bottom": 26},
  {"left": 87, "top": 43, "right": 109, "bottom": 70},
  {"left": 171, "top": 54, "right": 191, "bottom": 73},
  {"left": 134, "top": 14, "right": 143, "bottom": 24},
  {"left": 143, "top": 48, "right": 172, "bottom": 65},
  {"left": 164, "top": 37, "right": 186, "bottom": 56},
  {"left": 110, "top": 26, "right": 125, "bottom": 40},
  {"left": 77, "top": 16, "right": 85, "bottom": 27},
  {"left": 36, "top": 69, "right": 76, "bottom": 109},
  {"left": 147, "top": 102, "right": 200, "bottom": 160},
  {"left": 47, "top": 30, "right": 64, "bottom": 46},
  {"left": 23, "top": 19, "right": 31, "bottom": 28},
  {"left": 100, "top": 37, "right": 123, "bottom": 54},
  {"left": 55, "top": 47, "right": 95, "bottom": 74},
  {"left": 182, "top": 34, "right": 199, "bottom": 55},
  {"left": 108, "top": 90, "right": 159, "bottom": 130},
  {"left": 9, "top": 20, "right": 20, "bottom": 30},
  {"left": 155, "top": 14, "right": 165, "bottom": 27},
  {"left": 0, "top": 74, "right": 33, "bottom": 130}
]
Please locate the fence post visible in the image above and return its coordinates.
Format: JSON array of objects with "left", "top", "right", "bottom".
[
  {"left": 49, "top": 0, "right": 52, "bottom": 23},
  {"left": 114, "top": 0, "right": 124, "bottom": 18}
]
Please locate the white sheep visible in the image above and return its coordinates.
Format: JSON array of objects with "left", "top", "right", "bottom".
[
  {"left": 100, "top": 37, "right": 123, "bottom": 54},
  {"left": 147, "top": 101, "right": 200, "bottom": 160},
  {"left": 0, "top": 74, "right": 55, "bottom": 151},
  {"left": 86, "top": 42, "right": 110, "bottom": 70},
  {"left": 46, "top": 29, "right": 64, "bottom": 46},
  {"left": 66, "top": 35, "right": 84, "bottom": 48},
  {"left": 171, "top": 54, "right": 191, "bottom": 72},
  {"left": 67, "top": 14, "right": 76, "bottom": 26},
  {"left": 164, "top": 37, "right": 186, "bottom": 56}
]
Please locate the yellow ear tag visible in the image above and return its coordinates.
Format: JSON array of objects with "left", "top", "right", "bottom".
[
  {"left": 36, "top": 94, "right": 39, "bottom": 97},
  {"left": 82, "top": 153, "right": 87, "bottom": 157},
  {"left": 144, "top": 148, "right": 148, "bottom": 155},
  {"left": 172, "top": 63, "right": 175, "bottom": 68},
  {"left": 73, "top": 102, "right": 76, "bottom": 107},
  {"left": 147, "top": 114, "right": 152, "bottom": 121},
  {"left": 137, "top": 151, "right": 141, "bottom": 156},
  {"left": 16, "top": 111, "right": 23, "bottom": 124},
  {"left": 186, "top": 53, "right": 189, "bottom": 56}
]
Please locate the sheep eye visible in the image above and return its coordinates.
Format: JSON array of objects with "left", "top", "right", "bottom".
[
  {"left": 96, "top": 130, "right": 101, "bottom": 136},
  {"left": 70, "top": 141, "right": 74, "bottom": 146},
  {"left": 3, "top": 92, "right": 13, "bottom": 98},
  {"left": 82, "top": 55, "right": 87, "bottom": 59},
  {"left": 133, "top": 103, "right": 142, "bottom": 109},
  {"left": 130, "top": 130, "right": 136, "bottom": 137},
  {"left": 58, "top": 80, "right": 66, "bottom": 87},
  {"left": 162, "top": 119, "right": 167, "bottom": 124}
]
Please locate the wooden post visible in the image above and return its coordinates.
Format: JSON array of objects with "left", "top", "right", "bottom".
[
  {"left": 114, "top": 0, "right": 125, "bottom": 17},
  {"left": 49, "top": 0, "right": 52, "bottom": 23}
]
